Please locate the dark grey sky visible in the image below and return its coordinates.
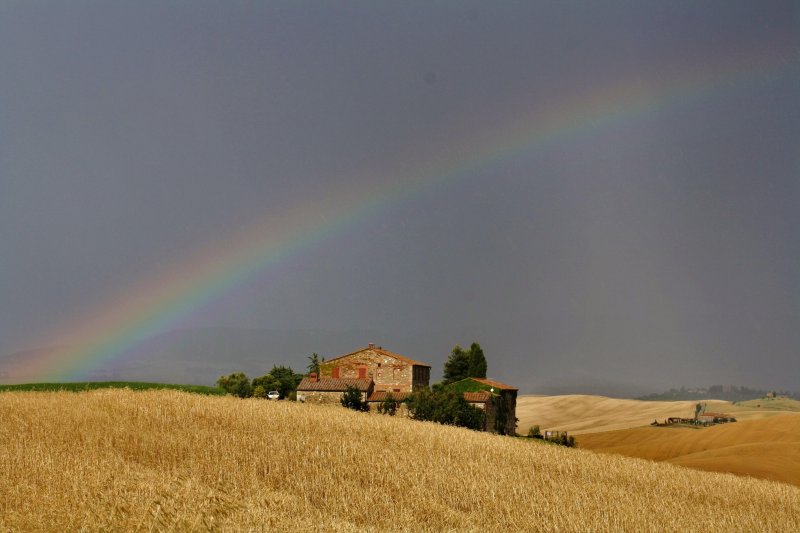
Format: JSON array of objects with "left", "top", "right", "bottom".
[{"left": 1, "top": 1, "right": 798, "bottom": 393}]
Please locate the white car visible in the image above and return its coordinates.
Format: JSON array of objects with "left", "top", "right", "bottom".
[{"left": 267, "top": 390, "right": 280, "bottom": 400}]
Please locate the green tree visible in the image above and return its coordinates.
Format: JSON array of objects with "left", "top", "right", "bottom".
[
  {"left": 216, "top": 372, "right": 252, "bottom": 398},
  {"left": 252, "top": 385, "right": 267, "bottom": 399},
  {"left": 340, "top": 385, "right": 368, "bottom": 411},
  {"left": 467, "top": 342, "right": 487, "bottom": 378},
  {"left": 252, "top": 373, "right": 281, "bottom": 394},
  {"left": 442, "top": 342, "right": 488, "bottom": 384},
  {"left": 442, "top": 345, "right": 470, "bottom": 384},
  {"left": 269, "top": 365, "right": 304, "bottom": 399},
  {"left": 306, "top": 352, "right": 323, "bottom": 375},
  {"left": 405, "top": 388, "right": 436, "bottom": 420},
  {"left": 251, "top": 365, "right": 303, "bottom": 400}
]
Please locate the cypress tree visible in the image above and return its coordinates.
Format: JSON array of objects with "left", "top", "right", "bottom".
[{"left": 467, "top": 342, "right": 487, "bottom": 378}]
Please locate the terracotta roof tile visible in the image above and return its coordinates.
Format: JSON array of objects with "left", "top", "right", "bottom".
[
  {"left": 323, "top": 346, "right": 432, "bottom": 367},
  {"left": 296, "top": 377, "right": 373, "bottom": 392},
  {"left": 469, "top": 377, "right": 518, "bottom": 391},
  {"left": 463, "top": 391, "right": 493, "bottom": 402},
  {"left": 367, "top": 391, "right": 410, "bottom": 402}
]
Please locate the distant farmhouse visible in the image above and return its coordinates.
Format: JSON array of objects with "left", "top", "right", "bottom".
[{"left": 296, "top": 344, "right": 517, "bottom": 434}]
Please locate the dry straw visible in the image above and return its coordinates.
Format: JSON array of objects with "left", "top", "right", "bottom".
[{"left": 0, "top": 389, "right": 798, "bottom": 531}]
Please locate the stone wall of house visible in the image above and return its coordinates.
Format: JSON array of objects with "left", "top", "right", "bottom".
[
  {"left": 320, "top": 348, "right": 428, "bottom": 393},
  {"left": 297, "top": 390, "right": 342, "bottom": 405},
  {"left": 485, "top": 400, "right": 498, "bottom": 433},
  {"left": 411, "top": 366, "right": 431, "bottom": 390},
  {"left": 297, "top": 390, "right": 368, "bottom": 405},
  {"left": 500, "top": 391, "right": 518, "bottom": 435}
]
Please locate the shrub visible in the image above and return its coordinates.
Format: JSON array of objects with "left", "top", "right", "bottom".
[
  {"left": 216, "top": 373, "right": 252, "bottom": 398},
  {"left": 340, "top": 386, "right": 368, "bottom": 412},
  {"left": 528, "top": 425, "right": 541, "bottom": 438},
  {"left": 252, "top": 374, "right": 280, "bottom": 394},
  {"left": 377, "top": 393, "right": 398, "bottom": 416},
  {"left": 405, "top": 389, "right": 485, "bottom": 431}
]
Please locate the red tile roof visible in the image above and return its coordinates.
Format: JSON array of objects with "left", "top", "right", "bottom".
[
  {"left": 367, "top": 391, "right": 410, "bottom": 402},
  {"left": 323, "top": 346, "right": 431, "bottom": 367},
  {"left": 463, "top": 391, "right": 493, "bottom": 403},
  {"left": 296, "top": 377, "right": 373, "bottom": 392},
  {"left": 469, "top": 377, "right": 518, "bottom": 391}
]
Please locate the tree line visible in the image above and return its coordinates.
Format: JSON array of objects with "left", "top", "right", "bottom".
[
  {"left": 639, "top": 385, "right": 800, "bottom": 402},
  {"left": 216, "top": 353, "right": 324, "bottom": 399}
]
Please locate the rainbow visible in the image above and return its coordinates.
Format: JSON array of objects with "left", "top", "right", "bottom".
[{"left": 15, "top": 44, "right": 798, "bottom": 382}]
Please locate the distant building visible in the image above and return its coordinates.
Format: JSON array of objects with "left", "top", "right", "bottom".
[
  {"left": 446, "top": 377, "right": 518, "bottom": 435},
  {"left": 697, "top": 412, "right": 735, "bottom": 424}
]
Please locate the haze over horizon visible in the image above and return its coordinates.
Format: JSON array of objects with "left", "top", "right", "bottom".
[{"left": 1, "top": 1, "right": 798, "bottom": 395}]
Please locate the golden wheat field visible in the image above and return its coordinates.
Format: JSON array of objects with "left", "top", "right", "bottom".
[
  {"left": 1, "top": 390, "right": 799, "bottom": 532},
  {"left": 577, "top": 414, "right": 800, "bottom": 487}
]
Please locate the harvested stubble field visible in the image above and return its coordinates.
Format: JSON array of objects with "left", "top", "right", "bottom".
[
  {"left": 577, "top": 414, "right": 800, "bottom": 487},
  {"left": 1, "top": 390, "right": 799, "bottom": 532}
]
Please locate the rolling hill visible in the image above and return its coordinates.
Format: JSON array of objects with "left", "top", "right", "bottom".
[
  {"left": 0, "top": 389, "right": 798, "bottom": 530},
  {"left": 577, "top": 414, "right": 800, "bottom": 487},
  {"left": 515, "top": 394, "right": 796, "bottom": 436}
]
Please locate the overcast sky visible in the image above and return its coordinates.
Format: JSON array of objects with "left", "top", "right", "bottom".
[{"left": 1, "top": 1, "right": 798, "bottom": 393}]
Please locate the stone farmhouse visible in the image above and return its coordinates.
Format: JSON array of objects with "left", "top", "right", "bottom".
[
  {"left": 296, "top": 344, "right": 518, "bottom": 435},
  {"left": 296, "top": 344, "right": 431, "bottom": 406}
]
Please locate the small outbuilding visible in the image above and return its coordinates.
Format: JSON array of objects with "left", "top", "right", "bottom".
[{"left": 446, "top": 377, "right": 518, "bottom": 435}]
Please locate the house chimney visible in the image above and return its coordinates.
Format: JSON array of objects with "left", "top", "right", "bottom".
[
  {"left": 309, "top": 372, "right": 318, "bottom": 382},
  {"left": 368, "top": 342, "right": 375, "bottom": 349}
]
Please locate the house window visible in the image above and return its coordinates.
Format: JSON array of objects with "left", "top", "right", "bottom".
[
  {"left": 393, "top": 388, "right": 400, "bottom": 393},
  {"left": 332, "top": 367, "right": 340, "bottom": 379},
  {"left": 358, "top": 367, "right": 366, "bottom": 379}
]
